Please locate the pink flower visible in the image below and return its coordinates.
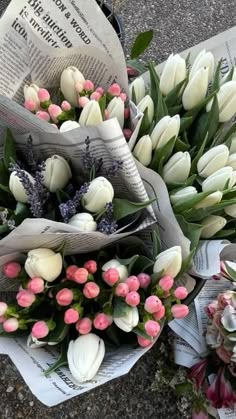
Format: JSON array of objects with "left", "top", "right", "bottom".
[
  {"left": 24, "top": 99, "right": 37, "bottom": 112},
  {"left": 61, "top": 101, "right": 71, "bottom": 111},
  {"left": 218, "top": 291, "right": 236, "bottom": 309},
  {"left": 3, "top": 262, "right": 21, "bottom": 278},
  {"left": 137, "top": 273, "right": 151, "bottom": 289},
  {"left": 64, "top": 308, "right": 79, "bottom": 324},
  {"left": 56, "top": 288, "right": 73, "bottom": 306},
  {"left": 48, "top": 104, "right": 62, "bottom": 123},
  {"left": 137, "top": 336, "right": 152, "bottom": 347},
  {"left": 27, "top": 277, "right": 44, "bottom": 294},
  {"left": 127, "top": 67, "right": 139, "bottom": 77},
  {"left": 16, "top": 290, "right": 36, "bottom": 308},
  {"left": 144, "top": 296, "right": 162, "bottom": 314},
  {"left": 93, "top": 313, "right": 112, "bottom": 330},
  {"left": 36, "top": 111, "right": 50, "bottom": 122},
  {"left": 125, "top": 291, "right": 140, "bottom": 307},
  {"left": 125, "top": 276, "right": 140, "bottom": 291},
  {"left": 120, "top": 93, "right": 127, "bottom": 102},
  {"left": 171, "top": 304, "right": 189, "bottom": 319},
  {"left": 83, "top": 80, "right": 94, "bottom": 91},
  {"left": 96, "top": 87, "right": 104, "bottom": 95},
  {"left": 83, "top": 260, "right": 97, "bottom": 274},
  {"left": 32, "top": 321, "right": 49, "bottom": 339},
  {"left": 159, "top": 275, "right": 174, "bottom": 291},
  {"left": 115, "top": 282, "right": 129, "bottom": 297},
  {"left": 76, "top": 317, "right": 92, "bottom": 334},
  {"left": 206, "top": 367, "right": 236, "bottom": 409},
  {"left": 83, "top": 282, "right": 100, "bottom": 299},
  {"left": 90, "top": 92, "right": 101, "bottom": 101},
  {"left": 3, "top": 318, "right": 18, "bottom": 332},
  {"left": 108, "top": 83, "right": 121, "bottom": 96},
  {"left": 75, "top": 81, "right": 84, "bottom": 93},
  {"left": 0, "top": 315, "right": 5, "bottom": 323},
  {"left": 38, "top": 88, "right": 50, "bottom": 102},
  {"left": 66, "top": 265, "right": 78, "bottom": 280},
  {"left": 73, "top": 268, "right": 89, "bottom": 284},
  {"left": 188, "top": 359, "right": 208, "bottom": 389},
  {"left": 144, "top": 320, "right": 160, "bottom": 337},
  {"left": 0, "top": 302, "right": 8, "bottom": 316},
  {"left": 124, "top": 108, "right": 130, "bottom": 119},
  {"left": 205, "top": 300, "right": 219, "bottom": 318},
  {"left": 78, "top": 96, "right": 90, "bottom": 108},
  {"left": 153, "top": 305, "right": 165, "bottom": 320},
  {"left": 174, "top": 286, "right": 188, "bottom": 300},
  {"left": 102, "top": 268, "right": 119, "bottom": 286}
]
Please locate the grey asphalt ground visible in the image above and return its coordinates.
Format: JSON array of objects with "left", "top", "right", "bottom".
[{"left": 0, "top": 0, "right": 235, "bottom": 418}]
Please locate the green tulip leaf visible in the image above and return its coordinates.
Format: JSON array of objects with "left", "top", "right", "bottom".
[
  {"left": 193, "top": 95, "right": 219, "bottom": 148},
  {"left": 168, "top": 104, "right": 183, "bottom": 116},
  {"left": 113, "top": 298, "right": 131, "bottom": 317},
  {"left": 131, "top": 255, "right": 154, "bottom": 274},
  {"left": 173, "top": 191, "right": 211, "bottom": 214},
  {"left": 165, "top": 78, "right": 186, "bottom": 108},
  {"left": 116, "top": 254, "right": 139, "bottom": 267},
  {"left": 0, "top": 159, "right": 10, "bottom": 186},
  {"left": 3, "top": 129, "right": 16, "bottom": 170},
  {"left": 176, "top": 248, "right": 196, "bottom": 278},
  {"left": 98, "top": 95, "right": 106, "bottom": 119},
  {"left": 214, "top": 229, "right": 236, "bottom": 238},
  {"left": 45, "top": 312, "right": 69, "bottom": 344},
  {"left": 112, "top": 197, "right": 156, "bottom": 221},
  {"left": 0, "top": 224, "right": 10, "bottom": 235},
  {"left": 190, "top": 134, "right": 208, "bottom": 175},
  {"left": 130, "top": 30, "right": 154, "bottom": 60},
  {"left": 211, "top": 59, "right": 223, "bottom": 92},
  {"left": 155, "top": 87, "right": 168, "bottom": 123},
  {"left": 176, "top": 214, "right": 202, "bottom": 251},
  {"left": 44, "top": 339, "right": 68, "bottom": 377},
  {"left": 149, "top": 136, "right": 176, "bottom": 172},
  {"left": 224, "top": 262, "right": 236, "bottom": 281},
  {"left": 183, "top": 196, "right": 236, "bottom": 222},
  {"left": 151, "top": 229, "right": 161, "bottom": 259},
  {"left": 174, "top": 138, "right": 190, "bottom": 152},
  {"left": 167, "top": 174, "right": 197, "bottom": 192},
  {"left": 139, "top": 107, "right": 151, "bottom": 136},
  {"left": 148, "top": 61, "right": 160, "bottom": 111},
  {"left": 179, "top": 116, "right": 193, "bottom": 133},
  {"left": 132, "top": 326, "right": 153, "bottom": 341}
]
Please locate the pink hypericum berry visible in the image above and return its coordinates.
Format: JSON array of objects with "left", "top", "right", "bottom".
[
  {"left": 64, "top": 308, "right": 79, "bottom": 324},
  {"left": 3, "top": 262, "right": 21, "bottom": 279},
  {"left": 144, "top": 320, "right": 160, "bottom": 337},
  {"left": 61, "top": 100, "right": 71, "bottom": 111},
  {"left": 124, "top": 108, "right": 130, "bottom": 119},
  {"left": 159, "top": 275, "right": 174, "bottom": 292},
  {"left": 153, "top": 305, "right": 165, "bottom": 321},
  {"left": 83, "top": 260, "right": 97, "bottom": 274},
  {"left": 32, "top": 321, "right": 49, "bottom": 339},
  {"left": 120, "top": 93, "right": 127, "bottom": 102},
  {"left": 76, "top": 317, "right": 92, "bottom": 335},
  {"left": 127, "top": 67, "right": 139, "bottom": 77},
  {"left": 83, "top": 282, "right": 100, "bottom": 299},
  {"left": 78, "top": 96, "right": 90, "bottom": 107},
  {"left": 0, "top": 315, "right": 5, "bottom": 323},
  {"left": 115, "top": 282, "right": 129, "bottom": 297},
  {"left": 102, "top": 268, "right": 119, "bottom": 286},
  {"left": 48, "top": 104, "right": 62, "bottom": 122},
  {"left": 38, "top": 88, "right": 50, "bottom": 102},
  {"left": 144, "top": 296, "right": 162, "bottom": 314},
  {"left": 75, "top": 81, "right": 84, "bottom": 93},
  {"left": 83, "top": 80, "right": 94, "bottom": 91},
  {"left": 0, "top": 302, "right": 7, "bottom": 316},
  {"left": 123, "top": 128, "right": 133, "bottom": 140},
  {"left": 137, "top": 336, "right": 152, "bottom": 347},
  {"left": 90, "top": 92, "right": 101, "bottom": 101},
  {"left": 3, "top": 318, "right": 19, "bottom": 332},
  {"left": 36, "top": 111, "right": 50, "bottom": 122},
  {"left": 56, "top": 288, "right": 73, "bottom": 306},
  {"left": 93, "top": 313, "right": 112, "bottom": 330},
  {"left": 27, "top": 277, "right": 44, "bottom": 294},
  {"left": 96, "top": 87, "right": 104, "bottom": 95},
  {"left": 125, "top": 276, "right": 140, "bottom": 292},
  {"left": 66, "top": 265, "right": 78, "bottom": 280},
  {"left": 16, "top": 290, "right": 36, "bottom": 308},
  {"left": 174, "top": 286, "right": 188, "bottom": 300},
  {"left": 73, "top": 268, "right": 89, "bottom": 284},
  {"left": 108, "top": 83, "right": 121, "bottom": 96},
  {"left": 24, "top": 99, "right": 37, "bottom": 112},
  {"left": 171, "top": 304, "right": 189, "bottom": 319},
  {"left": 125, "top": 291, "right": 140, "bottom": 307},
  {"left": 137, "top": 273, "right": 151, "bottom": 289}
]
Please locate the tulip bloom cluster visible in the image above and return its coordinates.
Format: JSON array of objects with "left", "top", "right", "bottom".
[
  {"left": 23, "top": 67, "right": 129, "bottom": 133},
  {"left": 0, "top": 244, "right": 189, "bottom": 383}
]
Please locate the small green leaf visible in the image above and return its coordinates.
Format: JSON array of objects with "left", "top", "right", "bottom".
[
  {"left": 44, "top": 340, "right": 68, "bottom": 377},
  {"left": 173, "top": 191, "right": 210, "bottom": 214},
  {"left": 139, "top": 107, "right": 151, "bottom": 136},
  {"left": 155, "top": 87, "right": 168, "bottom": 123},
  {"left": 130, "top": 30, "right": 154, "bottom": 59},
  {"left": 224, "top": 262, "right": 236, "bottom": 281},
  {"left": 113, "top": 298, "right": 131, "bottom": 317},
  {"left": 0, "top": 159, "right": 10, "bottom": 185},
  {"left": 211, "top": 59, "right": 223, "bottom": 92},
  {"left": 190, "top": 134, "right": 208, "bottom": 175},
  {"left": 151, "top": 230, "right": 161, "bottom": 259},
  {"left": 174, "top": 138, "right": 190, "bottom": 152},
  {"left": 132, "top": 326, "right": 153, "bottom": 341},
  {"left": 168, "top": 104, "right": 183, "bottom": 116},
  {"left": 98, "top": 95, "right": 106, "bottom": 119},
  {"left": 116, "top": 255, "right": 139, "bottom": 267},
  {"left": 167, "top": 174, "right": 197, "bottom": 192},
  {"left": 3, "top": 129, "right": 16, "bottom": 170},
  {"left": 214, "top": 229, "right": 235, "bottom": 238},
  {"left": 112, "top": 198, "right": 156, "bottom": 221},
  {"left": 179, "top": 116, "right": 193, "bottom": 133},
  {"left": 165, "top": 79, "right": 186, "bottom": 108},
  {"left": 131, "top": 255, "right": 154, "bottom": 273},
  {"left": 46, "top": 312, "right": 69, "bottom": 343},
  {"left": 149, "top": 136, "right": 176, "bottom": 172},
  {"left": 184, "top": 196, "right": 236, "bottom": 222},
  {"left": 148, "top": 61, "right": 160, "bottom": 112},
  {"left": 224, "top": 67, "right": 234, "bottom": 83},
  {"left": 176, "top": 214, "right": 202, "bottom": 250}
]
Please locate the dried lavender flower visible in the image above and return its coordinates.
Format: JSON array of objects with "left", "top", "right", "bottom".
[{"left": 59, "top": 182, "right": 90, "bottom": 223}]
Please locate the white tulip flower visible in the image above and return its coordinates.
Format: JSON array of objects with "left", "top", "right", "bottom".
[
  {"left": 68, "top": 213, "right": 97, "bottom": 231},
  {"left": 197, "top": 145, "right": 229, "bottom": 178},
  {"left": 202, "top": 166, "right": 236, "bottom": 192},
  {"left": 153, "top": 246, "right": 182, "bottom": 278},
  {"left": 9, "top": 171, "right": 35, "bottom": 203},
  {"left": 162, "top": 151, "right": 191, "bottom": 184},
  {"left": 60, "top": 121, "right": 80, "bottom": 133},
  {"left": 79, "top": 100, "right": 103, "bottom": 126},
  {"left": 25, "top": 248, "right": 63, "bottom": 282},
  {"left": 230, "top": 136, "right": 236, "bottom": 154},
  {"left": 170, "top": 186, "right": 198, "bottom": 205},
  {"left": 137, "top": 95, "right": 154, "bottom": 125},
  {"left": 102, "top": 259, "right": 128, "bottom": 281},
  {"left": 133, "top": 135, "right": 152, "bottom": 166},
  {"left": 200, "top": 215, "right": 227, "bottom": 238},
  {"left": 190, "top": 49, "right": 215, "bottom": 83},
  {"left": 83, "top": 177, "right": 114, "bottom": 213},
  {"left": 227, "top": 153, "right": 236, "bottom": 170},
  {"left": 206, "top": 81, "right": 236, "bottom": 122},
  {"left": 225, "top": 204, "right": 236, "bottom": 218},
  {"left": 194, "top": 191, "right": 222, "bottom": 209},
  {"left": 150, "top": 115, "right": 180, "bottom": 150},
  {"left": 24, "top": 84, "right": 40, "bottom": 111},
  {"left": 182, "top": 68, "right": 209, "bottom": 110},
  {"left": 42, "top": 155, "right": 72, "bottom": 193},
  {"left": 129, "top": 77, "right": 146, "bottom": 104},
  {"left": 114, "top": 306, "right": 139, "bottom": 332},
  {"left": 107, "top": 97, "right": 124, "bottom": 129},
  {"left": 160, "top": 53, "right": 187, "bottom": 96},
  {"left": 60, "top": 67, "right": 85, "bottom": 107}
]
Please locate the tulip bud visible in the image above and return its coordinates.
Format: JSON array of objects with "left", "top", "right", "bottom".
[
  {"left": 225, "top": 203, "right": 236, "bottom": 218},
  {"left": 137, "top": 95, "right": 154, "bottom": 125},
  {"left": 68, "top": 213, "right": 97, "bottom": 232},
  {"left": 160, "top": 53, "right": 187, "bottom": 96},
  {"left": 129, "top": 77, "right": 146, "bottom": 104},
  {"left": 197, "top": 145, "right": 229, "bottom": 178},
  {"left": 3, "top": 262, "right": 21, "bottom": 279},
  {"left": 153, "top": 246, "right": 182, "bottom": 278},
  {"left": 24, "top": 84, "right": 40, "bottom": 111},
  {"left": 48, "top": 105, "right": 63, "bottom": 123},
  {"left": 42, "top": 155, "right": 72, "bottom": 193},
  {"left": 230, "top": 136, "right": 236, "bottom": 154},
  {"left": 9, "top": 170, "right": 35, "bottom": 203},
  {"left": 38, "top": 88, "right": 50, "bottom": 103},
  {"left": 107, "top": 97, "right": 124, "bottom": 128},
  {"left": 200, "top": 215, "right": 227, "bottom": 238},
  {"left": 150, "top": 115, "right": 180, "bottom": 150},
  {"left": 227, "top": 152, "right": 236, "bottom": 170},
  {"left": 67, "top": 334, "right": 105, "bottom": 382},
  {"left": 79, "top": 100, "right": 103, "bottom": 126},
  {"left": 194, "top": 191, "right": 222, "bottom": 209},
  {"left": 163, "top": 151, "right": 191, "bottom": 184},
  {"left": 66, "top": 265, "right": 78, "bottom": 280},
  {"left": 206, "top": 81, "right": 236, "bottom": 122},
  {"left": 60, "top": 121, "right": 80, "bottom": 133},
  {"left": 133, "top": 135, "right": 152, "bottom": 166},
  {"left": 83, "top": 177, "right": 114, "bottom": 213},
  {"left": 90, "top": 92, "right": 101, "bottom": 101},
  {"left": 182, "top": 68, "right": 209, "bottom": 110},
  {"left": 102, "top": 259, "right": 128, "bottom": 281},
  {"left": 78, "top": 97, "right": 90, "bottom": 108},
  {"left": 113, "top": 306, "right": 139, "bottom": 332},
  {"left": 170, "top": 186, "right": 198, "bottom": 205},
  {"left": 202, "top": 166, "right": 236, "bottom": 192},
  {"left": 25, "top": 248, "right": 63, "bottom": 282},
  {"left": 60, "top": 66, "right": 85, "bottom": 107},
  {"left": 190, "top": 49, "right": 215, "bottom": 83}
]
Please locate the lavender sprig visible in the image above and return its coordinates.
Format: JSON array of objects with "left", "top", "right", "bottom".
[
  {"left": 105, "top": 159, "right": 123, "bottom": 177},
  {"left": 97, "top": 202, "right": 118, "bottom": 235},
  {"left": 25, "top": 136, "right": 37, "bottom": 173},
  {"left": 59, "top": 182, "right": 90, "bottom": 223},
  {"left": 83, "top": 137, "right": 103, "bottom": 175}
]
